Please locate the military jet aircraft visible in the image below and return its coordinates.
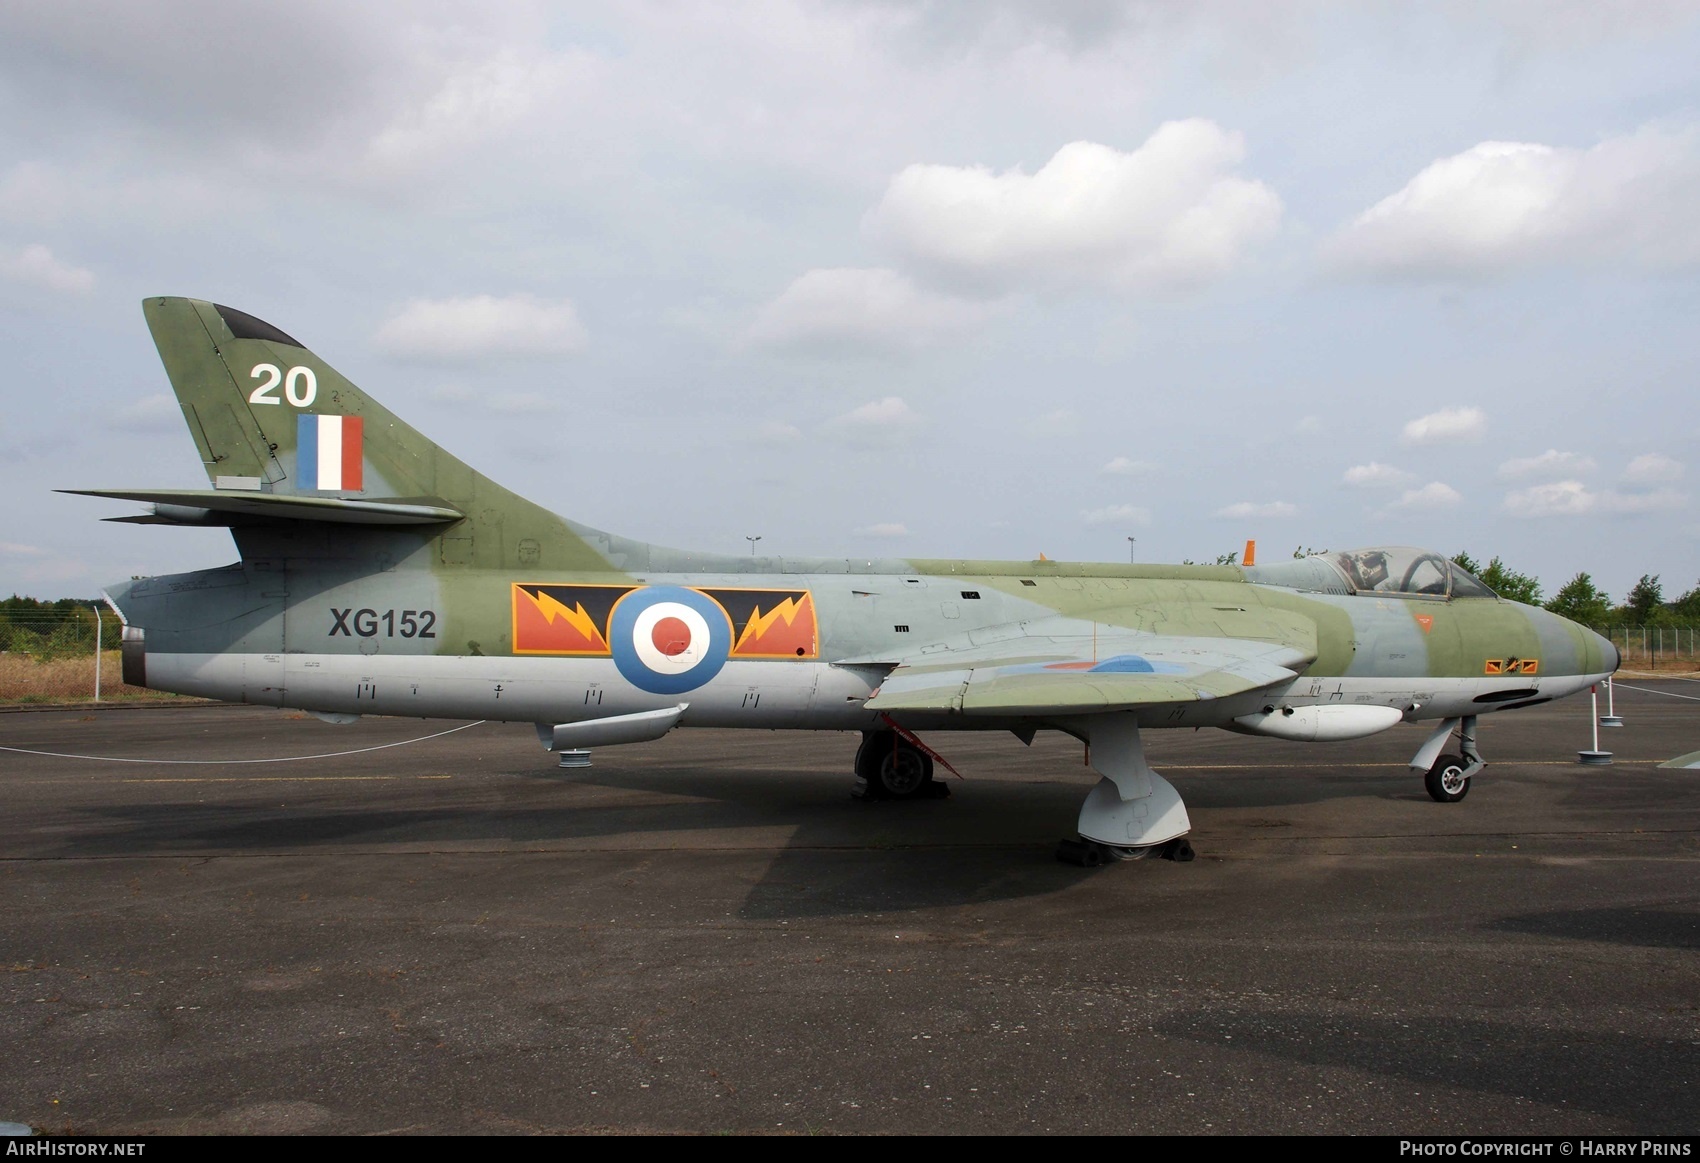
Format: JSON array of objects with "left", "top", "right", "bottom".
[{"left": 76, "top": 298, "right": 1620, "bottom": 865}]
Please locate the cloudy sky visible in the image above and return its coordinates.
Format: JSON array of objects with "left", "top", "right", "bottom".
[{"left": 2, "top": 1, "right": 1698, "bottom": 603}]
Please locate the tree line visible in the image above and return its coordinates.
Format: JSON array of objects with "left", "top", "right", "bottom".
[
  {"left": 0, "top": 596, "right": 120, "bottom": 657},
  {"left": 1446, "top": 553, "right": 1697, "bottom": 628}
]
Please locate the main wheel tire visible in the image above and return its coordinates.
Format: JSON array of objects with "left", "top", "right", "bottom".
[
  {"left": 1425, "top": 752, "right": 1471, "bottom": 803},
  {"left": 853, "top": 730, "right": 936, "bottom": 800},
  {"left": 876, "top": 746, "right": 932, "bottom": 798},
  {"left": 1102, "top": 844, "right": 1152, "bottom": 862}
]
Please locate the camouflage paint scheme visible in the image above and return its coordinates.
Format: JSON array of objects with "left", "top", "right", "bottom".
[{"left": 81, "top": 299, "right": 1619, "bottom": 853}]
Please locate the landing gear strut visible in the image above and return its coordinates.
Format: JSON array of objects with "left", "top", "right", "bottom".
[
  {"left": 852, "top": 729, "right": 948, "bottom": 800},
  {"left": 1411, "top": 714, "right": 1484, "bottom": 803},
  {"left": 1056, "top": 715, "right": 1194, "bottom": 866}
]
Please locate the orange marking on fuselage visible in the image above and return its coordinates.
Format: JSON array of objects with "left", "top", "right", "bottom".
[
  {"left": 732, "top": 594, "right": 817, "bottom": 657},
  {"left": 516, "top": 587, "right": 608, "bottom": 653}
]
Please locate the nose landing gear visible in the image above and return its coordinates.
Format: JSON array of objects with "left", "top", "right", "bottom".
[{"left": 1412, "top": 715, "right": 1484, "bottom": 803}]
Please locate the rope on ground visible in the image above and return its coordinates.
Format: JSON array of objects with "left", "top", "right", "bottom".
[
  {"left": 1613, "top": 683, "right": 1700, "bottom": 703},
  {"left": 0, "top": 720, "right": 489, "bottom": 764}
]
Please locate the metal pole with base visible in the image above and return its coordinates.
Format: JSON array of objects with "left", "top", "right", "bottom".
[
  {"left": 1578, "top": 685, "right": 1612, "bottom": 765},
  {"left": 1600, "top": 674, "right": 1623, "bottom": 727},
  {"left": 92, "top": 603, "right": 101, "bottom": 703}
]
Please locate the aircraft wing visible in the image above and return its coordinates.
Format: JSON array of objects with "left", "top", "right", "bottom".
[{"left": 862, "top": 623, "right": 1313, "bottom": 716}]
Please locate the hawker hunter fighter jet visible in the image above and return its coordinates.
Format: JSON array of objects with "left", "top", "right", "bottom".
[{"left": 77, "top": 298, "right": 1620, "bottom": 865}]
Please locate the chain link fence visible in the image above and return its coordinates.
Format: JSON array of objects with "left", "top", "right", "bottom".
[
  {"left": 1599, "top": 624, "right": 1700, "bottom": 671},
  {"left": 0, "top": 612, "right": 190, "bottom": 705}
]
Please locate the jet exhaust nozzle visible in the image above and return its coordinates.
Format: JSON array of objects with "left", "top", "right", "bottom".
[{"left": 121, "top": 626, "right": 146, "bottom": 689}]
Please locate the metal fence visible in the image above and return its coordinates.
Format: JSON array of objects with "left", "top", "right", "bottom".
[
  {"left": 1598, "top": 624, "right": 1700, "bottom": 670},
  {"left": 0, "top": 613, "right": 178, "bottom": 704}
]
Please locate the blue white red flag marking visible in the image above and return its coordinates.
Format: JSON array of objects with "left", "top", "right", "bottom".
[{"left": 297, "top": 414, "right": 364, "bottom": 491}]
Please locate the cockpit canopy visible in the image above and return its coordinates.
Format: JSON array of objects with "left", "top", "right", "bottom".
[
  {"left": 1327, "top": 547, "right": 1494, "bottom": 598},
  {"left": 1245, "top": 547, "right": 1497, "bottom": 600}
]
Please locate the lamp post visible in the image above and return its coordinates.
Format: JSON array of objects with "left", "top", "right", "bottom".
[{"left": 746, "top": 535, "right": 762, "bottom": 556}]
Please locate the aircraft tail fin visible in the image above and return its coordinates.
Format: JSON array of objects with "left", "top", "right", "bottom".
[{"left": 136, "top": 296, "right": 615, "bottom": 571}]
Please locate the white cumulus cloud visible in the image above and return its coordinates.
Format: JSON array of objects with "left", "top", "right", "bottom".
[
  {"left": 1401, "top": 406, "right": 1486, "bottom": 445},
  {"left": 1623, "top": 452, "right": 1683, "bottom": 484},
  {"left": 1343, "top": 462, "right": 1414, "bottom": 489},
  {"left": 1102, "top": 457, "right": 1155, "bottom": 476},
  {"left": 366, "top": 48, "right": 580, "bottom": 174},
  {"left": 1388, "top": 481, "right": 1464, "bottom": 511},
  {"left": 2, "top": 243, "right": 94, "bottom": 293},
  {"left": 1497, "top": 449, "right": 1596, "bottom": 478},
  {"left": 1503, "top": 480, "right": 1685, "bottom": 517},
  {"left": 1215, "top": 501, "right": 1297, "bottom": 520},
  {"left": 750, "top": 420, "right": 802, "bottom": 445},
  {"left": 374, "top": 294, "right": 587, "bottom": 360},
  {"left": 1082, "top": 504, "right": 1152, "bottom": 527},
  {"left": 746, "top": 268, "right": 999, "bottom": 354},
  {"left": 1329, "top": 125, "right": 1700, "bottom": 277},
  {"left": 864, "top": 120, "right": 1282, "bottom": 294},
  {"left": 829, "top": 396, "right": 924, "bottom": 445}
]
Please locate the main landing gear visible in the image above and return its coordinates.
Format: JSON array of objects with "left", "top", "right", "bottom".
[
  {"left": 852, "top": 728, "right": 950, "bottom": 801},
  {"left": 1056, "top": 715, "right": 1194, "bottom": 867},
  {"left": 1410, "top": 714, "right": 1484, "bottom": 803},
  {"left": 1056, "top": 836, "right": 1195, "bottom": 867},
  {"left": 850, "top": 717, "right": 1197, "bottom": 868}
]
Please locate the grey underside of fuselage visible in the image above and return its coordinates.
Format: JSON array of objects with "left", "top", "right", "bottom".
[{"left": 105, "top": 564, "right": 1597, "bottom": 733}]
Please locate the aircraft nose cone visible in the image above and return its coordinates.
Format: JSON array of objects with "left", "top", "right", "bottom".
[{"left": 1584, "top": 626, "right": 1619, "bottom": 675}]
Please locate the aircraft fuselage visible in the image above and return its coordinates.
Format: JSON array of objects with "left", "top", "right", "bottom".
[{"left": 110, "top": 556, "right": 1615, "bottom": 735}]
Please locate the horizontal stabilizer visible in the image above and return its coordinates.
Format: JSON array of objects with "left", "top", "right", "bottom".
[{"left": 63, "top": 488, "right": 464, "bottom": 526}]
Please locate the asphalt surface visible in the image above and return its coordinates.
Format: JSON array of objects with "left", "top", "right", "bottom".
[{"left": 2, "top": 682, "right": 1697, "bottom": 1135}]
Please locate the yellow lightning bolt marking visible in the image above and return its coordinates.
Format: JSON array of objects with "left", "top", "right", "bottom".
[
  {"left": 735, "top": 595, "right": 810, "bottom": 652},
  {"left": 525, "top": 588, "right": 607, "bottom": 648}
]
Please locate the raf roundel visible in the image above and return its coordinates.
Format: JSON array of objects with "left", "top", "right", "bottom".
[{"left": 608, "top": 586, "right": 732, "bottom": 694}]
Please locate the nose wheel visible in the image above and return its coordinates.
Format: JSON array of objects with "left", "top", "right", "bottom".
[{"left": 1424, "top": 753, "right": 1471, "bottom": 802}]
